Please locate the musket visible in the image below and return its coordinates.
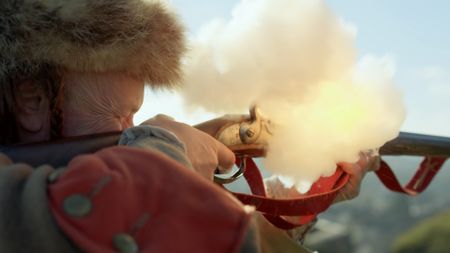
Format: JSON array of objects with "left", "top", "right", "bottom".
[
  {"left": 3, "top": 107, "right": 447, "bottom": 233},
  {"left": 1, "top": 106, "right": 450, "bottom": 168}
]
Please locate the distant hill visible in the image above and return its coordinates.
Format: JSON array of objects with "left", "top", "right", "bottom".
[{"left": 392, "top": 208, "right": 450, "bottom": 253}]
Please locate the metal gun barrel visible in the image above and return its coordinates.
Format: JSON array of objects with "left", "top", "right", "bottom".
[{"left": 380, "top": 132, "right": 450, "bottom": 157}]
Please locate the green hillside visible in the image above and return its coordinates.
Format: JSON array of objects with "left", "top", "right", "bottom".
[{"left": 392, "top": 208, "right": 450, "bottom": 253}]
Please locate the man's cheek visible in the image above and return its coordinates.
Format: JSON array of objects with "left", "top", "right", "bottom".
[
  {"left": 80, "top": 117, "right": 124, "bottom": 135},
  {"left": 102, "top": 118, "right": 125, "bottom": 132},
  {"left": 120, "top": 115, "right": 134, "bottom": 130}
]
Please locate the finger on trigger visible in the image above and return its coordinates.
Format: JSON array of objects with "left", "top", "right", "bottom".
[
  {"left": 216, "top": 142, "right": 236, "bottom": 173},
  {"left": 0, "top": 153, "right": 13, "bottom": 166}
]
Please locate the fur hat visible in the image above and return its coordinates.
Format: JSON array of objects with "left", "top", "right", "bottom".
[{"left": 0, "top": 0, "right": 186, "bottom": 87}]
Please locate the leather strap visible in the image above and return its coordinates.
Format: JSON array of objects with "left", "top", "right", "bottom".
[
  {"left": 376, "top": 156, "right": 447, "bottom": 196},
  {"left": 232, "top": 157, "right": 349, "bottom": 229},
  {"left": 231, "top": 156, "right": 447, "bottom": 230}
]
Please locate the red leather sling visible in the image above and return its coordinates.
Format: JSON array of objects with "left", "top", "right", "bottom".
[{"left": 231, "top": 156, "right": 447, "bottom": 229}]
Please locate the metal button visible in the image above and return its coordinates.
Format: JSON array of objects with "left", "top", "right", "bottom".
[
  {"left": 63, "top": 194, "right": 92, "bottom": 217},
  {"left": 113, "top": 233, "right": 139, "bottom": 253}
]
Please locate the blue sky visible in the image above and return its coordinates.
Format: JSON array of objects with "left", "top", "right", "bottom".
[
  {"left": 326, "top": 0, "right": 450, "bottom": 137},
  {"left": 136, "top": 0, "right": 449, "bottom": 137}
]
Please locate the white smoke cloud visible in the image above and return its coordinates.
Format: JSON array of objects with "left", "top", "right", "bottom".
[{"left": 181, "top": 0, "right": 406, "bottom": 188}]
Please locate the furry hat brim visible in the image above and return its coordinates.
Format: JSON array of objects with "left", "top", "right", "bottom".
[{"left": 1, "top": 0, "right": 186, "bottom": 87}]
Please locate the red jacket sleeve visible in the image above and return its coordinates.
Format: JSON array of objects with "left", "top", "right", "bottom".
[{"left": 48, "top": 146, "right": 252, "bottom": 253}]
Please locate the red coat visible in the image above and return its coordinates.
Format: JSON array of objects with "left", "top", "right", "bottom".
[{"left": 48, "top": 146, "right": 253, "bottom": 253}]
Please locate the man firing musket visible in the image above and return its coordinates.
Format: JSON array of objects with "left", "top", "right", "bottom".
[
  {"left": 0, "top": 0, "right": 378, "bottom": 253},
  {"left": 2, "top": 1, "right": 449, "bottom": 253}
]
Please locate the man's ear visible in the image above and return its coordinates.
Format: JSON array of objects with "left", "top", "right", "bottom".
[{"left": 14, "top": 80, "right": 50, "bottom": 132}]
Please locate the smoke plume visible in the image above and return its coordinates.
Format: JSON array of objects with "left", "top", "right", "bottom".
[{"left": 181, "top": 0, "right": 405, "bottom": 189}]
